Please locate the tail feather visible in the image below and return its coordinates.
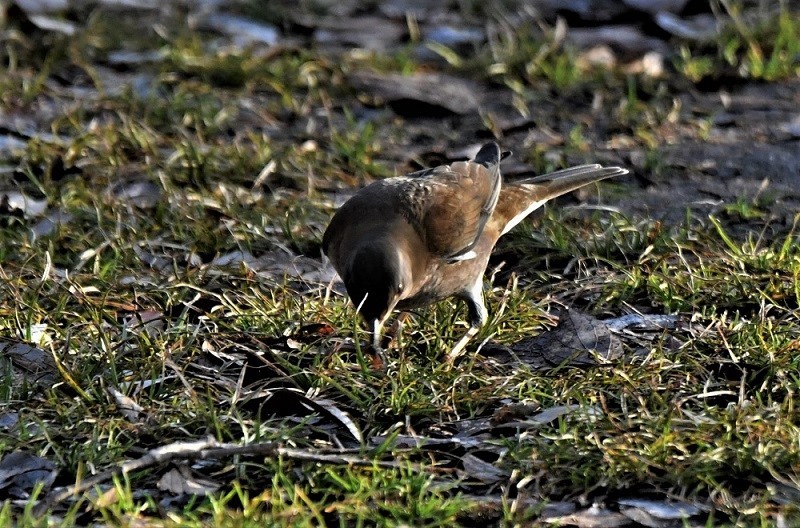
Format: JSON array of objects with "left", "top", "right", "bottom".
[
  {"left": 496, "top": 164, "right": 628, "bottom": 235},
  {"left": 517, "top": 165, "right": 628, "bottom": 200}
]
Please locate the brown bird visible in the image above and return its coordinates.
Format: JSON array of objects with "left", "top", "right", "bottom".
[{"left": 322, "top": 142, "right": 628, "bottom": 361}]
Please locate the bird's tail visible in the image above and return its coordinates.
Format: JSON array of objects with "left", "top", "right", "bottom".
[
  {"left": 496, "top": 164, "right": 628, "bottom": 235},
  {"left": 517, "top": 164, "right": 628, "bottom": 199}
]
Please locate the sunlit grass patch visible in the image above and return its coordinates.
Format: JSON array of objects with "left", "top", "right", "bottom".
[{"left": 675, "top": 6, "right": 800, "bottom": 83}]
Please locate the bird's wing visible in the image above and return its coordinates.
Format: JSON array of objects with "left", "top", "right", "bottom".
[
  {"left": 420, "top": 142, "right": 502, "bottom": 261},
  {"left": 493, "top": 164, "right": 628, "bottom": 235}
]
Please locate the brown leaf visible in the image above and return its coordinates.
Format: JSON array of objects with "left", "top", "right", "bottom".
[{"left": 491, "top": 402, "right": 539, "bottom": 425}]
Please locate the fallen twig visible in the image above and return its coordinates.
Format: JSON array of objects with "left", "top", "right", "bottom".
[{"left": 35, "top": 437, "right": 431, "bottom": 516}]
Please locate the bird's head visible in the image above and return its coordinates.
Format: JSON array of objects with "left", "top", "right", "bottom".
[{"left": 343, "top": 243, "right": 409, "bottom": 324}]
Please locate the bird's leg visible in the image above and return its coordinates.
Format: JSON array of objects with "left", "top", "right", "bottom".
[
  {"left": 447, "top": 279, "right": 487, "bottom": 362},
  {"left": 351, "top": 293, "right": 387, "bottom": 367},
  {"left": 372, "top": 318, "right": 384, "bottom": 349},
  {"left": 447, "top": 326, "right": 479, "bottom": 363}
]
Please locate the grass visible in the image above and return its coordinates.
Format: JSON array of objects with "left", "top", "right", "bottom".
[
  {"left": 1, "top": 1, "right": 800, "bottom": 526},
  {"left": 675, "top": 4, "right": 800, "bottom": 83}
]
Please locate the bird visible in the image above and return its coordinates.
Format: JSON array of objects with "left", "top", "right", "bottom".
[{"left": 322, "top": 142, "right": 628, "bottom": 361}]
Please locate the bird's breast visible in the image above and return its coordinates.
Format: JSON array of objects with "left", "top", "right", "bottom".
[{"left": 395, "top": 250, "right": 491, "bottom": 310}]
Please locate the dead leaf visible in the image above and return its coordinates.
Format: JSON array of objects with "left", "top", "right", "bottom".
[
  {"left": 106, "top": 49, "right": 168, "bottom": 66},
  {"left": 306, "top": 396, "right": 363, "bottom": 443},
  {"left": 618, "top": 498, "right": 704, "bottom": 526},
  {"left": 312, "top": 17, "right": 405, "bottom": 51},
  {"left": 107, "top": 387, "right": 145, "bottom": 422},
  {"left": 488, "top": 405, "right": 603, "bottom": 433},
  {"left": 780, "top": 115, "right": 800, "bottom": 138},
  {"left": 503, "top": 308, "right": 623, "bottom": 368},
  {"left": 0, "top": 191, "right": 47, "bottom": 218},
  {"left": 248, "top": 248, "right": 336, "bottom": 284},
  {"left": 0, "top": 340, "right": 57, "bottom": 385},
  {"left": 106, "top": 180, "right": 162, "bottom": 208},
  {"left": 370, "top": 433, "right": 486, "bottom": 451},
  {"left": 13, "top": 0, "right": 67, "bottom": 13},
  {"left": 531, "top": 404, "right": 603, "bottom": 425},
  {"left": 0, "top": 451, "right": 57, "bottom": 497},
  {"left": 253, "top": 388, "right": 363, "bottom": 444},
  {"left": 655, "top": 12, "right": 718, "bottom": 42},
  {"left": 211, "top": 250, "right": 255, "bottom": 268},
  {"left": 120, "top": 375, "right": 176, "bottom": 397},
  {"left": 30, "top": 210, "right": 73, "bottom": 240},
  {"left": 122, "top": 310, "right": 166, "bottom": 338},
  {"left": 0, "top": 412, "right": 19, "bottom": 430},
  {"left": 621, "top": 0, "right": 688, "bottom": 15},
  {"left": 603, "top": 313, "right": 681, "bottom": 332},
  {"left": 26, "top": 14, "right": 76, "bottom": 34},
  {"left": 133, "top": 244, "right": 172, "bottom": 271},
  {"left": 98, "top": 0, "right": 160, "bottom": 8},
  {"left": 157, "top": 465, "right": 220, "bottom": 495},
  {"left": 460, "top": 453, "right": 508, "bottom": 484},
  {"left": 543, "top": 504, "right": 632, "bottom": 527},
  {"left": 198, "top": 13, "right": 279, "bottom": 46},
  {"left": 0, "top": 135, "right": 28, "bottom": 155},
  {"left": 423, "top": 25, "right": 483, "bottom": 48},
  {"left": 378, "top": 0, "right": 432, "bottom": 18}
]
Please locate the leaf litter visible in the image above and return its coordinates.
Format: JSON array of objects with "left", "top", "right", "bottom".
[
  {"left": 0, "top": 0, "right": 796, "bottom": 524},
  {"left": 0, "top": 340, "right": 58, "bottom": 387},
  {"left": 0, "top": 452, "right": 57, "bottom": 500}
]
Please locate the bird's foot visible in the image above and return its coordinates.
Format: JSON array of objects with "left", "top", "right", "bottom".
[{"left": 365, "top": 343, "right": 388, "bottom": 371}]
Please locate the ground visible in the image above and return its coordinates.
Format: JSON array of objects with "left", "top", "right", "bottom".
[{"left": 1, "top": 0, "right": 800, "bottom": 526}]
